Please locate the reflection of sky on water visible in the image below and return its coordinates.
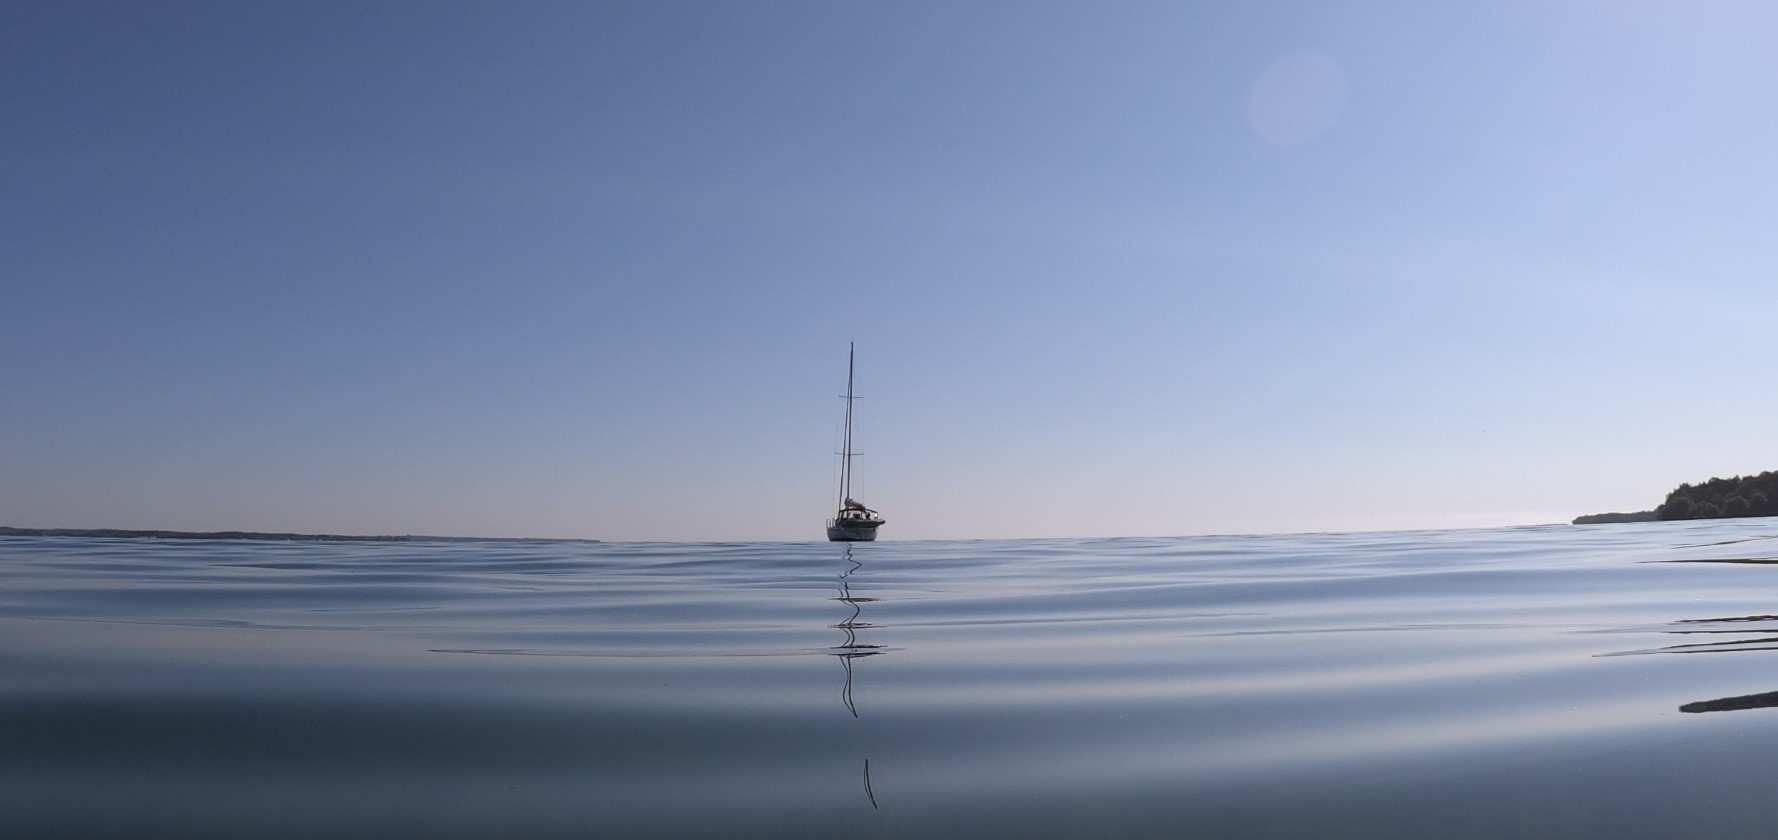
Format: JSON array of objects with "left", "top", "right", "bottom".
[
  {"left": 1594, "top": 548, "right": 1778, "bottom": 714},
  {"left": 877, "top": 694, "right": 1672, "bottom": 800},
  {"left": 15, "top": 525, "right": 1778, "bottom": 835}
]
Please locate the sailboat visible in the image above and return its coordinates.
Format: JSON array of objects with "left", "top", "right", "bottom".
[{"left": 827, "top": 343, "right": 885, "bottom": 542}]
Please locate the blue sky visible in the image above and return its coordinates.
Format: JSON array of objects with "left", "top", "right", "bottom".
[{"left": 6, "top": 1, "right": 1778, "bottom": 541}]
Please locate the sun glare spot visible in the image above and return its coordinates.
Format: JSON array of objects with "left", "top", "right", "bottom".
[{"left": 1247, "top": 52, "right": 1347, "bottom": 147}]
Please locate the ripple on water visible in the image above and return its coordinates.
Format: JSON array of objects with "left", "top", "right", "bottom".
[{"left": 6, "top": 523, "right": 1778, "bottom": 837}]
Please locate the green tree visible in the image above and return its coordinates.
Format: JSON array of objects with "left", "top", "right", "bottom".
[{"left": 1657, "top": 497, "right": 1694, "bottom": 520}]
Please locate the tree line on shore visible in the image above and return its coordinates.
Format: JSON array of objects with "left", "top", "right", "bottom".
[{"left": 1656, "top": 471, "right": 1778, "bottom": 520}]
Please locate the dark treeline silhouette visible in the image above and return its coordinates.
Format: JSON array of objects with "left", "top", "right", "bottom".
[
  {"left": 1572, "top": 510, "right": 1658, "bottom": 524},
  {"left": 1657, "top": 471, "right": 1778, "bottom": 520}
]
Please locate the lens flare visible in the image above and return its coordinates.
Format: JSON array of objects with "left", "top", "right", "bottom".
[{"left": 1248, "top": 52, "right": 1347, "bottom": 146}]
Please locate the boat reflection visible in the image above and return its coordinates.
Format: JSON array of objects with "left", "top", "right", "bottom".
[
  {"left": 831, "top": 544, "right": 886, "bottom": 807},
  {"left": 834, "top": 545, "right": 885, "bottom": 717}
]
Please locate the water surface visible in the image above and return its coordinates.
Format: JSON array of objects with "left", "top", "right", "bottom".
[{"left": 8, "top": 522, "right": 1778, "bottom": 837}]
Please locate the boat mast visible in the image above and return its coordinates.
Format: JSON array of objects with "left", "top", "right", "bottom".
[{"left": 840, "top": 342, "right": 855, "bottom": 505}]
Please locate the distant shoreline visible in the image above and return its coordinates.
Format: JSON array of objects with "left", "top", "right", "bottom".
[
  {"left": 0, "top": 526, "right": 598, "bottom": 544},
  {"left": 1571, "top": 511, "right": 1659, "bottom": 525}
]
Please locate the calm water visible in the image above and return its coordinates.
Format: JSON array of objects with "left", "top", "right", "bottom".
[{"left": 9, "top": 522, "right": 1778, "bottom": 837}]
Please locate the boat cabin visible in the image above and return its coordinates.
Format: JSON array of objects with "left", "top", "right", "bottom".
[{"left": 835, "top": 499, "right": 883, "bottom": 523}]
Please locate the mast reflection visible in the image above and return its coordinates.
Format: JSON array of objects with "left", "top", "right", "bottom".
[
  {"left": 831, "top": 544, "right": 886, "bottom": 807},
  {"left": 834, "top": 545, "right": 885, "bottom": 716}
]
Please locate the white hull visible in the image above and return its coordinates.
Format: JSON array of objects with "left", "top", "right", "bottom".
[{"left": 826, "top": 521, "right": 882, "bottom": 542}]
